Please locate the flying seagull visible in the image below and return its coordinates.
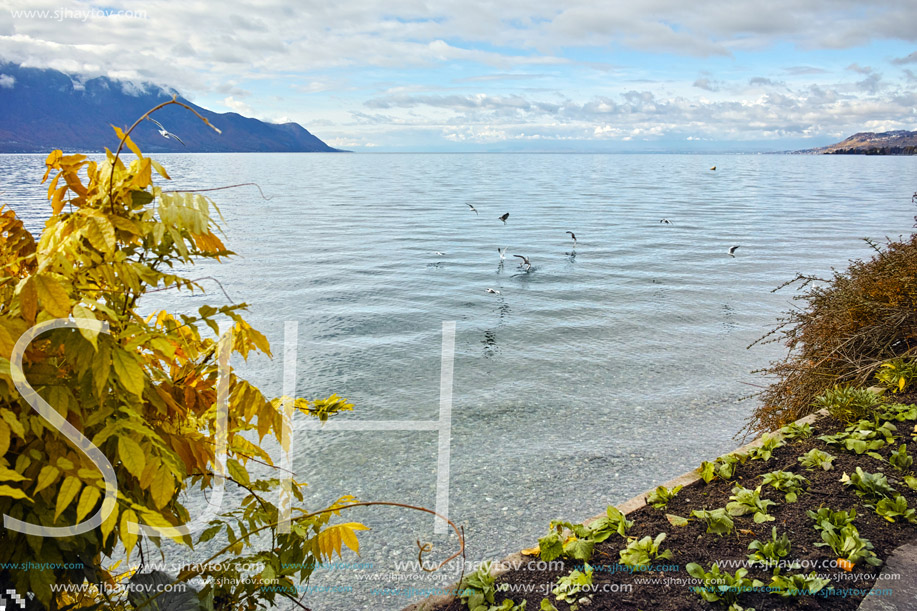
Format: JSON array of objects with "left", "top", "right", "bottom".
[
  {"left": 728, "top": 245, "right": 740, "bottom": 257},
  {"left": 498, "top": 247, "right": 507, "bottom": 260},
  {"left": 566, "top": 231, "right": 577, "bottom": 246},
  {"left": 499, "top": 212, "right": 509, "bottom": 224},
  {"left": 467, "top": 203, "right": 478, "bottom": 215},
  {"left": 660, "top": 218, "right": 673, "bottom": 224},
  {"left": 486, "top": 288, "right": 501, "bottom": 294},
  {"left": 513, "top": 254, "right": 531, "bottom": 270},
  {"left": 146, "top": 117, "right": 185, "bottom": 146}
]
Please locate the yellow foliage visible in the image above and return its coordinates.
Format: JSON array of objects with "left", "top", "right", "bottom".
[{"left": 0, "top": 111, "right": 365, "bottom": 610}]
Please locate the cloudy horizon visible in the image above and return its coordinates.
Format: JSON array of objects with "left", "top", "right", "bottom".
[{"left": 1, "top": 0, "right": 916, "bottom": 152}]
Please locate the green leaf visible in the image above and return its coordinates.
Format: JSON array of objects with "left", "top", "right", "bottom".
[
  {"left": 563, "top": 536, "right": 595, "bottom": 561},
  {"left": 537, "top": 532, "right": 564, "bottom": 562}
]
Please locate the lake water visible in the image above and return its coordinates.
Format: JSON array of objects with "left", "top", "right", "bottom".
[{"left": 1, "top": 152, "right": 916, "bottom": 609}]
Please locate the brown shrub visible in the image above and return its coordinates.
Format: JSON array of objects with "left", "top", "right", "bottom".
[{"left": 747, "top": 233, "right": 917, "bottom": 434}]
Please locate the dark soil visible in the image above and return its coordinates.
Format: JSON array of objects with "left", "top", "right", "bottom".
[{"left": 439, "top": 399, "right": 917, "bottom": 611}]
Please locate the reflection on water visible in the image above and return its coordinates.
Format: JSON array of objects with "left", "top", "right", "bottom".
[{"left": 1, "top": 152, "right": 916, "bottom": 610}]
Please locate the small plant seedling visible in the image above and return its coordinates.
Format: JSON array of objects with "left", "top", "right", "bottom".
[
  {"left": 841, "top": 467, "right": 896, "bottom": 504},
  {"left": 540, "top": 599, "right": 558, "bottom": 611},
  {"left": 727, "top": 486, "right": 777, "bottom": 523},
  {"left": 779, "top": 421, "right": 814, "bottom": 441},
  {"left": 538, "top": 506, "right": 631, "bottom": 563},
  {"left": 814, "top": 385, "right": 882, "bottom": 423},
  {"left": 815, "top": 523, "right": 881, "bottom": 567},
  {"left": 808, "top": 507, "right": 857, "bottom": 532},
  {"left": 691, "top": 508, "right": 735, "bottom": 536},
  {"left": 587, "top": 505, "right": 633, "bottom": 541},
  {"left": 875, "top": 358, "right": 917, "bottom": 393},
  {"left": 798, "top": 448, "right": 836, "bottom": 471},
  {"left": 685, "top": 562, "right": 763, "bottom": 610},
  {"left": 700, "top": 453, "right": 749, "bottom": 483},
  {"left": 538, "top": 522, "right": 592, "bottom": 562},
  {"left": 888, "top": 444, "right": 914, "bottom": 472},
  {"left": 760, "top": 470, "right": 809, "bottom": 503},
  {"left": 875, "top": 495, "right": 917, "bottom": 524},
  {"left": 552, "top": 564, "right": 593, "bottom": 611},
  {"left": 747, "top": 434, "right": 785, "bottom": 461},
  {"left": 878, "top": 402, "right": 917, "bottom": 422},
  {"left": 747, "top": 527, "right": 797, "bottom": 571},
  {"left": 819, "top": 420, "right": 895, "bottom": 456},
  {"left": 768, "top": 570, "right": 831, "bottom": 597},
  {"left": 460, "top": 562, "right": 498, "bottom": 610},
  {"left": 646, "top": 484, "right": 683, "bottom": 510},
  {"left": 619, "top": 533, "right": 674, "bottom": 568}
]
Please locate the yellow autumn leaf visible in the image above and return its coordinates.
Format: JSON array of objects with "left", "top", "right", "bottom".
[
  {"left": 33, "top": 465, "right": 59, "bottom": 495},
  {"left": 76, "top": 485, "right": 101, "bottom": 522},
  {"left": 112, "top": 125, "right": 143, "bottom": 159},
  {"left": 33, "top": 273, "right": 71, "bottom": 319},
  {"left": 0, "top": 409, "right": 25, "bottom": 440},
  {"left": 520, "top": 545, "right": 541, "bottom": 556},
  {"left": 0, "top": 420, "right": 9, "bottom": 456},
  {"left": 17, "top": 276, "right": 37, "bottom": 322},
  {"left": 120, "top": 509, "right": 138, "bottom": 558},
  {"left": 316, "top": 522, "right": 370, "bottom": 560},
  {"left": 100, "top": 499, "right": 118, "bottom": 544},
  {"left": 72, "top": 304, "right": 99, "bottom": 350},
  {"left": 83, "top": 214, "right": 116, "bottom": 253},
  {"left": 111, "top": 347, "right": 145, "bottom": 397},
  {"left": 0, "top": 466, "right": 28, "bottom": 482},
  {"left": 54, "top": 476, "right": 82, "bottom": 521},
  {"left": 150, "top": 464, "right": 175, "bottom": 510},
  {"left": 0, "top": 485, "right": 31, "bottom": 501},
  {"left": 117, "top": 437, "right": 145, "bottom": 480}
]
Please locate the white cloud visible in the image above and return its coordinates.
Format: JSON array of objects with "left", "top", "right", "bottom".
[
  {"left": 0, "top": 74, "right": 14, "bottom": 88},
  {"left": 222, "top": 96, "right": 254, "bottom": 116}
]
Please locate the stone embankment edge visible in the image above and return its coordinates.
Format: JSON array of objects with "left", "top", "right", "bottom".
[{"left": 402, "top": 409, "right": 830, "bottom": 611}]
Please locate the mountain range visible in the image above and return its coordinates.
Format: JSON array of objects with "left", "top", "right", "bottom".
[
  {"left": 0, "top": 63, "right": 342, "bottom": 153},
  {"left": 799, "top": 130, "right": 917, "bottom": 155}
]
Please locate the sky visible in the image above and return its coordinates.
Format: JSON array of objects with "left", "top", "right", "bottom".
[{"left": 1, "top": 0, "right": 916, "bottom": 152}]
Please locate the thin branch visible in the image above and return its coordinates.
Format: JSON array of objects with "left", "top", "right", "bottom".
[
  {"left": 145, "top": 276, "right": 235, "bottom": 304},
  {"left": 163, "top": 182, "right": 272, "bottom": 201},
  {"left": 107, "top": 97, "right": 221, "bottom": 205}
]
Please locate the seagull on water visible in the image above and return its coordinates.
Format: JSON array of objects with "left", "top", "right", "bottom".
[
  {"left": 146, "top": 117, "right": 185, "bottom": 146},
  {"left": 728, "top": 245, "right": 740, "bottom": 257},
  {"left": 499, "top": 212, "right": 510, "bottom": 224},
  {"left": 486, "top": 288, "right": 501, "bottom": 294},
  {"left": 566, "top": 231, "right": 577, "bottom": 247},
  {"left": 660, "top": 218, "right": 673, "bottom": 224},
  {"left": 435, "top": 251, "right": 446, "bottom": 256},
  {"left": 513, "top": 254, "right": 531, "bottom": 270},
  {"left": 498, "top": 247, "right": 507, "bottom": 260},
  {"left": 467, "top": 203, "right": 478, "bottom": 215}
]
